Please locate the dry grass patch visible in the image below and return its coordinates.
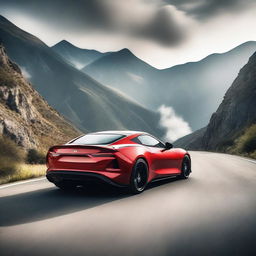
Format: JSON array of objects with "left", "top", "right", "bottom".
[{"left": 0, "top": 163, "right": 46, "bottom": 184}]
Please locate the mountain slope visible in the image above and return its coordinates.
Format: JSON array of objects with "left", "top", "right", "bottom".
[
  {"left": 52, "top": 40, "right": 109, "bottom": 69},
  {"left": 0, "top": 15, "right": 163, "bottom": 137},
  {"left": 174, "top": 51, "right": 256, "bottom": 157},
  {"left": 173, "top": 128, "right": 206, "bottom": 149},
  {"left": 83, "top": 41, "right": 256, "bottom": 130},
  {"left": 0, "top": 45, "right": 79, "bottom": 151}
]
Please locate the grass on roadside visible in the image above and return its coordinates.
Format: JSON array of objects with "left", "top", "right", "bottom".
[
  {"left": 0, "top": 163, "right": 46, "bottom": 185},
  {"left": 0, "top": 135, "right": 47, "bottom": 185},
  {"left": 229, "top": 124, "right": 256, "bottom": 159}
]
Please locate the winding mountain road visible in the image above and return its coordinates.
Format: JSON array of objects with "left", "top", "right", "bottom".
[{"left": 0, "top": 152, "right": 256, "bottom": 256}]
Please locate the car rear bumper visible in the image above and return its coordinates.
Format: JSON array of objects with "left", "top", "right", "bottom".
[{"left": 46, "top": 170, "right": 128, "bottom": 187}]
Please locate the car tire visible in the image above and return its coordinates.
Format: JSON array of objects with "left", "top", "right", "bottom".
[
  {"left": 129, "top": 158, "right": 148, "bottom": 194},
  {"left": 180, "top": 155, "right": 191, "bottom": 179},
  {"left": 54, "top": 181, "right": 77, "bottom": 190}
]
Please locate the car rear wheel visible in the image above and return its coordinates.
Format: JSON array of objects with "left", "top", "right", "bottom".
[
  {"left": 180, "top": 155, "right": 191, "bottom": 179},
  {"left": 130, "top": 158, "right": 148, "bottom": 194}
]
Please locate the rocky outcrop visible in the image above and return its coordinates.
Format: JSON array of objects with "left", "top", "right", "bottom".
[
  {"left": 0, "top": 45, "right": 80, "bottom": 150},
  {"left": 0, "top": 46, "right": 21, "bottom": 73},
  {"left": 175, "top": 51, "right": 256, "bottom": 152},
  {"left": 0, "top": 119, "right": 36, "bottom": 148},
  {"left": 0, "top": 86, "right": 36, "bottom": 121}
]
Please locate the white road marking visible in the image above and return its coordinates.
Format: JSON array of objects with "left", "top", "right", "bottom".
[
  {"left": 243, "top": 158, "right": 256, "bottom": 164},
  {"left": 230, "top": 155, "right": 256, "bottom": 165},
  {"left": 0, "top": 177, "right": 46, "bottom": 190}
]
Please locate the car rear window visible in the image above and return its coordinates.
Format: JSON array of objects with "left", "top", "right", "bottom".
[{"left": 69, "top": 134, "right": 125, "bottom": 145}]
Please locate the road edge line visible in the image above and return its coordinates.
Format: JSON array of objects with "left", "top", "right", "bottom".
[{"left": 0, "top": 177, "right": 46, "bottom": 190}]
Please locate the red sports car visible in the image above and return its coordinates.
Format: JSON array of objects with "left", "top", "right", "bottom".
[{"left": 46, "top": 131, "right": 191, "bottom": 193}]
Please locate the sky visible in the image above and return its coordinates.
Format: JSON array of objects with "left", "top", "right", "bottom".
[{"left": 0, "top": 0, "right": 256, "bottom": 68}]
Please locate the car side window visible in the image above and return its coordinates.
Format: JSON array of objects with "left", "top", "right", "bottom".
[{"left": 133, "top": 135, "right": 165, "bottom": 148}]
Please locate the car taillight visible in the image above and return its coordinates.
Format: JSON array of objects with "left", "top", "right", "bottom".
[
  {"left": 48, "top": 152, "right": 60, "bottom": 157},
  {"left": 46, "top": 151, "right": 59, "bottom": 168}
]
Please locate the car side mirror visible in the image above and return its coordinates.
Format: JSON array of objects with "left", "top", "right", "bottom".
[
  {"left": 165, "top": 142, "right": 173, "bottom": 150},
  {"left": 161, "top": 142, "right": 173, "bottom": 151}
]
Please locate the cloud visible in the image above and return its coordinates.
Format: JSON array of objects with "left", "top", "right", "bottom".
[
  {"left": 20, "top": 66, "right": 31, "bottom": 79},
  {"left": 137, "top": 5, "right": 187, "bottom": 46},
  {"left": 158, "top": 105, "right": 192, "bottom": 142},
  {"left": 0, "top": 0, "right": 188, "bottom": 46},
  {"left": 164, "top": 0, "right": 256, "bottom": 19},
  {"left": 1, "top": 0, "right": 255, "bottom": 68}
]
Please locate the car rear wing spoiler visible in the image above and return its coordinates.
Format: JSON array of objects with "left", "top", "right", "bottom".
[{"left": 48, "top": 144, "right": 118, "bottom": 153}]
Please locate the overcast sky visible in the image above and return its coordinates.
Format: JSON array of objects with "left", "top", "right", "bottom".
[{"left": 0, "top": 0, "right": 256, "bottom": 68}]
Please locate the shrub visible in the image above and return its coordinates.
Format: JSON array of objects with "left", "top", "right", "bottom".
[
  {"left": 0, "top": 135, "right": 24, "bottom": 176},
  {"left": 26, "top": 148, "right": 46, "bottom": 164},
  {"left": 230, "top": 124, "right": 256, "bottom": 159},
  {"left": 241, "top": 126, "right": 256, "bottom": 153}
]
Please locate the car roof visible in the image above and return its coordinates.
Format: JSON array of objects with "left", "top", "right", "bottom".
[{"left": 90, "top": 130, "right": 145, "bottom": 136}]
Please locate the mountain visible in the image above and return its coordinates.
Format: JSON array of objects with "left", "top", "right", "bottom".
[
  {"left": 174, "top": 51, "right": 256, "bottom": 158},
  {"left": 82, "top": 48, "right": 158, "bottom": 108},
  {"left": 52, "top": 40, "right": 109, "bottom": 69},
  {"left": 0, "top": 15, "right": 163, "bottom": 138},
  {"left": 83, "top": 41, "right": 256, "bottom": 130},
  {"left": 0, "top": 45, "right": 79, "bottom": 151}
]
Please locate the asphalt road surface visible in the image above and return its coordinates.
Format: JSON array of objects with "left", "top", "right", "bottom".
[{"left": 0, "top": 152, "right": 256, "bottom": 256}]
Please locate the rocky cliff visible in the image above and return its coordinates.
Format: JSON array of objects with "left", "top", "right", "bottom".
[
  {"left": 175, "top": 51, "right": 256, "bottom": 155},
  {"left": 0, "top": 45, "right": 80, "bottom": 151},
  {"left": 202, "top": 51, "right": 256, "bottom": 151}
]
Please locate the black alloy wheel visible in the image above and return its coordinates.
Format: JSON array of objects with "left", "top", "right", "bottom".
[{"left": 130, "top": 158, "right": 148, "bottom": 194}]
